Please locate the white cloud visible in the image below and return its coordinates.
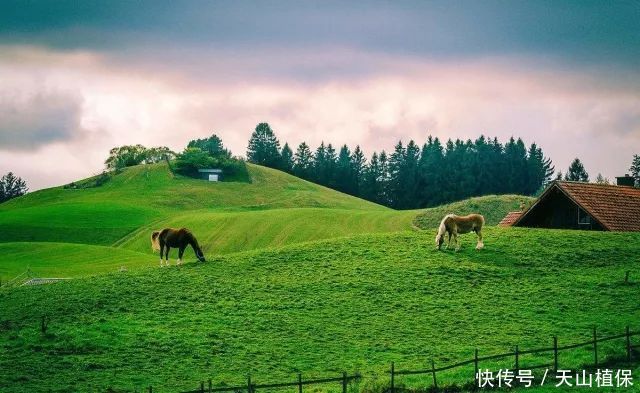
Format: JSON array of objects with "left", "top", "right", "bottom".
[{"left": 0, "top": 45, "right": 638, "bottom": 190}]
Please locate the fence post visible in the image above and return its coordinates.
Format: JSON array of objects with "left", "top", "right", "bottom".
[
  {"left": 474, "top": 348, "right": 479, "bottom": 387},
  {"left": 298, "top": 373, "right": 303, "bottom": 393},
  {"left": 553, "top": 336, "right": 558, "bottom": 371},
  {"left": 391, "top": 362, "right": 396, "bottom": 393},
  {"left": 209, "top": 379, "right": 212, "bottom": 393},
  {"left": 626, "top": 326, "right": 632, "bottom": 362},
  {"left": 593, "top": 327, "right": 598, "bottom": 367},
  {"left": 201, "top": 381, "right": 205, "bottom": 393},
  {"left": 514, "top": 345, "right": 519, "bottom": 373},
  {"left": 431, "top": 360, "right": 437, "bottom": 390},
  {"left": 342, "top": 371, "right": 347, "bottom": 393}
]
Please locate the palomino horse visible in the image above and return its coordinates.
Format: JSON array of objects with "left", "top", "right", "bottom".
[
  {"left": 151, "top": 228, "right": 206, "bottom": 266},
  {"left": 435, "top": 214, "right": 485, "bottom": 251}
]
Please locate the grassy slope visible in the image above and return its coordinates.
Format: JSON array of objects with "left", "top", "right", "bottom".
[
  {"left": 0, "top": 162, "right": 530, "bottom": 279},
  {"left": 0, "top": 163, "right": 386, "bottom": 246},
  {"left": 0, "top": 243, "right": 149, "bottom": 279},
  {"left": 413, "top": 194, "right": 536, "bottom": 229},
  {"left": 116, "top": 208, "right": 417, "bottom": 255},
  {"left": 1, "top": 228, "right": 639, "bottom": 392}
]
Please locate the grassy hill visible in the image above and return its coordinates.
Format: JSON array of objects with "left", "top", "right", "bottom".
[
  {"left": 0, "top": 162, "right": 387, "bottom": 246},
  {"left": 0, "top": 163, "right": 530, "bottom": 279},
  {"left": 413, "top": 194, "right": 535, "bottom": 229},
  {"left": 1, "top": 228, "right": 639, "bottom": 392}
]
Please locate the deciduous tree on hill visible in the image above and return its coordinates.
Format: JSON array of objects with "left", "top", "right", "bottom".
[{"left": 187, "top": 134, "right": 231, "bottom": 159}]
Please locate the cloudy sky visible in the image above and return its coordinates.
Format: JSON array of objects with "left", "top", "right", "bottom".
[{"left": 0, "top": 1, "right": 639, "bottom": 190}]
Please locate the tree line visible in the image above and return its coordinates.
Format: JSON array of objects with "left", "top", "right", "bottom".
[{"left": 246, "top": 123, "right": 556, "bottom": 209}]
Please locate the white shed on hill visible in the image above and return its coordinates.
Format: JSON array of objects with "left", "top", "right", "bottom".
[{"left": 198, "top": 168, "right": 223, "bottom": 182}]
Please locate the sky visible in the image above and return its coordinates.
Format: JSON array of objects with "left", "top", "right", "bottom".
[{"left": 0, "top": 0, "right": 639, "bottom": 190}]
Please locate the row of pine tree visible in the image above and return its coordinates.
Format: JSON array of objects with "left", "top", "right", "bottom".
[{"left": 246, "top": 123, "right": 555, "bottom": 209}]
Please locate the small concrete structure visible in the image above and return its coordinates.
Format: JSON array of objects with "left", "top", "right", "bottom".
[{"left": 198, "top": 168, "right": 223, "bottom": 182}]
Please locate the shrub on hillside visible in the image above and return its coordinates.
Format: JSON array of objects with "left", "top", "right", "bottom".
[
  {"left": 105, "top": 145, "right": 175, "bottom": 171},
  {"left": 64, "top": 171, "right": 112, "bottom": 189},
  {"left": 173, "top": 147, "right": 250, "bottom": 182}
]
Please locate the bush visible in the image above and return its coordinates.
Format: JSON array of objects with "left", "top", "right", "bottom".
[{"left": 173, "top": 148, "right": 249, "bottom": 182}]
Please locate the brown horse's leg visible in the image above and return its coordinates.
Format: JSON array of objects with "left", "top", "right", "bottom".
[
  {"left": 164, "top": 247, "right": 171, "bottom": 266},
  {"left": 178, "top": 246, "right": 186, "bottom": 265},
  {"left": 159, "top": 240, "right": 165, "bottom": 267},
  {"left": 446, "top": 232, "right": 452, "bottom": 249}
]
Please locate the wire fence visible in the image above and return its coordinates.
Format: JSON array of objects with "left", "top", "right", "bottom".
[{"left": 139, "top": 326, "right": 639, "bottom": 393}]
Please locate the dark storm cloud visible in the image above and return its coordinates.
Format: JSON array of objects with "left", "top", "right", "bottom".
[
  {"left": 0, "top": 90, "right": 83, "bottom": 150},
  {"left": 1, "top": 0, "right": 638, "bottom": 71}
]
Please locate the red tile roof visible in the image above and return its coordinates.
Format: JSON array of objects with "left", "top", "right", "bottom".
[
  {"left": 499, "top": 211, "right": 523, "bottom": 227},
  {"left": 555, "top": 181, "right": 640, "bottom": 231}
]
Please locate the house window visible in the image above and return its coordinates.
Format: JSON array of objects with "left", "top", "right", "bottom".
[{"left": 578, "top": 208, "right": 591, "bottom": 225}]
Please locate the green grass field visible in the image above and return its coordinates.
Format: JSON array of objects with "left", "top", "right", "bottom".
[
  {"left": 1, "top": 229, "right": 639, "bottom": 392},
  {"left": 0, "top": 163, "right": 525, "bottom": 278},
  {"left": 1, "top": 163, "right": 638, "bottom": 393}
]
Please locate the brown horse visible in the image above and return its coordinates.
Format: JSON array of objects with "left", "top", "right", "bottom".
[
  {"left": 151, "top": 228, "right": 206, "bottom": 266},
  {"left": 435, "top": 214, "right": 485, "bottom": 251}
]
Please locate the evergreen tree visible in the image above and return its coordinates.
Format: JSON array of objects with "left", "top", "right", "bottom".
[
  {"left": 293, "top": 142, "right": 313, "bottom": 179},
  {"left": 504, "top": 137, "right": 529, "bottom": 194},
  {"left": 387, "top": 141, "right": 406, "bottom": 208},
  {"left": 565, "top": 158, "right": 589, "bottom": 182},
  {"left": 526, "top": 143, "right": 555, "bottom": 194},
  {"left": 595, "top": 173, "right": 610, "bottom": 184},
  {"left": 335, "top": 145, "right": 354, "bottom": 194},
  {"left": 313, "top": 142, "right": 327, "bottom": 184},
  {"left": 351, "top": 145, "right": 366, "bottom": 195},
  {"left": 417, "top": 136, "right": 444, "bottom": 206},
  {"left": 247, "top": 132, "right": 557, "bottom": 208},
  {"left": 247, "top": 123, "right": 281, "bottom": 168},
  {"left": 362, "top": 152, "right": 382, "bottom": 203},
  {"left": 0, "top": 172, "right": 28, "bottom": 203},
  {"left": 630, "top": 154, "right": 640, "bottom": 187},
  {"left": 378, "top": 151, "right": 390, "bottom": 205},
  {"left": 279, "top": 143, "right": 294, "bottom": 173},
  {"left": 400, "top": 140, "right": 420, "bottom": 208}
]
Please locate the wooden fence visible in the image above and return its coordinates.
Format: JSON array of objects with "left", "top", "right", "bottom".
[
  {"left": 144, "top": 326, "right": 638, "bottom": 393},
  {"left": 391, "top": 326, "right": 639, "bottom": 392},
  {"left": 171, "top": 373, "right": 361, "bottom": 393}
]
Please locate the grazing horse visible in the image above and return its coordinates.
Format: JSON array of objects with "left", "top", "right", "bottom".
[
  {"left": 151, "top": 228, "right": 206, "bottom": 266},
  {"left": 435, "top": 214, "right": 485, "bottom": 251}
]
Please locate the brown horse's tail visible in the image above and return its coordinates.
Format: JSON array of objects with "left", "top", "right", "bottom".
[{"left": 151, "top": 231, "right": 161, "bottom": 251}]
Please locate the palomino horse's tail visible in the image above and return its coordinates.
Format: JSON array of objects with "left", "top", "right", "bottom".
[{"left": 151, "top": 231, "right": 161, "bottom": 251}]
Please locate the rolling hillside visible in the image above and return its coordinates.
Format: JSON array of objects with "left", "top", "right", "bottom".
[
  {"left": 0, "top": 163, "right": 386, "bottom": 246},
  {"left": 0, "top": 163, "right": 531, "bottom": 279},
  {"left": 1, "top": 228, "right": 639, "bottom": 392},
  {"left": 412, "top": 194, "right": 535, "bottom": 229}
]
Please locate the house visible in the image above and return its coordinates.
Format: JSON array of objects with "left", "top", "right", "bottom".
[
  {"left": 498, "top": 211, "right": 523, "bottom": 227},
  {"left": 501, "top": 178, "right": 640, "bottom": 231},
  {"left": 197, "top": 168, "right": 223, "bottom": 182}
]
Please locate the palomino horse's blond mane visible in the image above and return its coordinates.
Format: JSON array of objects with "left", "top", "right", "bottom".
[{"left": 435, "top": 213, "right": 485, "bottom": 251}]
